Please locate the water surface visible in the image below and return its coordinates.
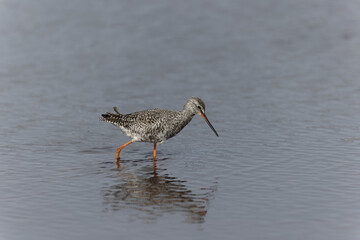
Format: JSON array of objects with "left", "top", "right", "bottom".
[{"left": 1, "top": 0, "right": 360, "bottom": 239}]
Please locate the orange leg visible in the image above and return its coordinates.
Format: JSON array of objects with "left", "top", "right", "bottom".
[
  {"left": 116, "top": 140, "right": 133, "bottom": 159},
  {"left": 153, "top": 143, "right": 157, "bottom": 159}
]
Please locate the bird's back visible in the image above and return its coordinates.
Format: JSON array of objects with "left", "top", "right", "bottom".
[{"left": 101, "top": 108, "right": 186, "bottom": 143}]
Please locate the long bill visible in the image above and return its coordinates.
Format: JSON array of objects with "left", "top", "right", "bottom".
[{"left": 201, "top": 113, "right": 219, "bottom": 137}]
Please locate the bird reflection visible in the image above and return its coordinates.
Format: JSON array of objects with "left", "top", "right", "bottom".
[{"left": 102, "top": 159, "right": 216, "bottom": 224}]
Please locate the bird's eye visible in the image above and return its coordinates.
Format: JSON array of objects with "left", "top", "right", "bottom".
[{"left": 197, "top": 106, "right": 201, "bottom": 110}]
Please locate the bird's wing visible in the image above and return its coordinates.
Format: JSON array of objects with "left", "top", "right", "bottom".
[
  {"left": 121, "top": 109, "right": 172, "bottom": 127},
  {"left": 102, "top": 108, "right": 178, "bottom": 131}
]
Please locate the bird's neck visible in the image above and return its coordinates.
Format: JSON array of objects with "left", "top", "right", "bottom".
[
  {"left": 180, "top": 107, "right": 196, "bottom": 118},
  {"left": 179, "top": 108, "right": 196, "bottom": 126}
]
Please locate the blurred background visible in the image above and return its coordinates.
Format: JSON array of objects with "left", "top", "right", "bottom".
[{"left": 1, "top": 0, "right": 360, "bottom": 239}]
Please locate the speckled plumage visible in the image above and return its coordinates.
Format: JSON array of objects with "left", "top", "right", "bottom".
[{"left": 100, "top": 97, "right": 218, "bottom": 159}]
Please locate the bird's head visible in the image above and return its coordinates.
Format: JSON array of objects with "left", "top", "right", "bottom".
[{"left": 184, "top": 97, "right": 219, "bottom": 137}]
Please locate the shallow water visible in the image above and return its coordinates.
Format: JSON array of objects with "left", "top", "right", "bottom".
[{"left": 1, "top": 0, "right": 360, "bottom": 239}]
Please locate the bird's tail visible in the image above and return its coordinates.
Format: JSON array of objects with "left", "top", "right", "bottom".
[{"left": 99, "top": 106, "right": 122, "bottom": 122}]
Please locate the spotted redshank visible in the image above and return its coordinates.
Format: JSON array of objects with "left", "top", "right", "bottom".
[{"left": 100, "top": 97, "right": 218, "bottom": 160}]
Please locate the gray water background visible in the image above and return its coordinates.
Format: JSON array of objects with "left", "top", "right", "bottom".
[{"left": 1, "top": 0, "right": 360, "bottom": 239}]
